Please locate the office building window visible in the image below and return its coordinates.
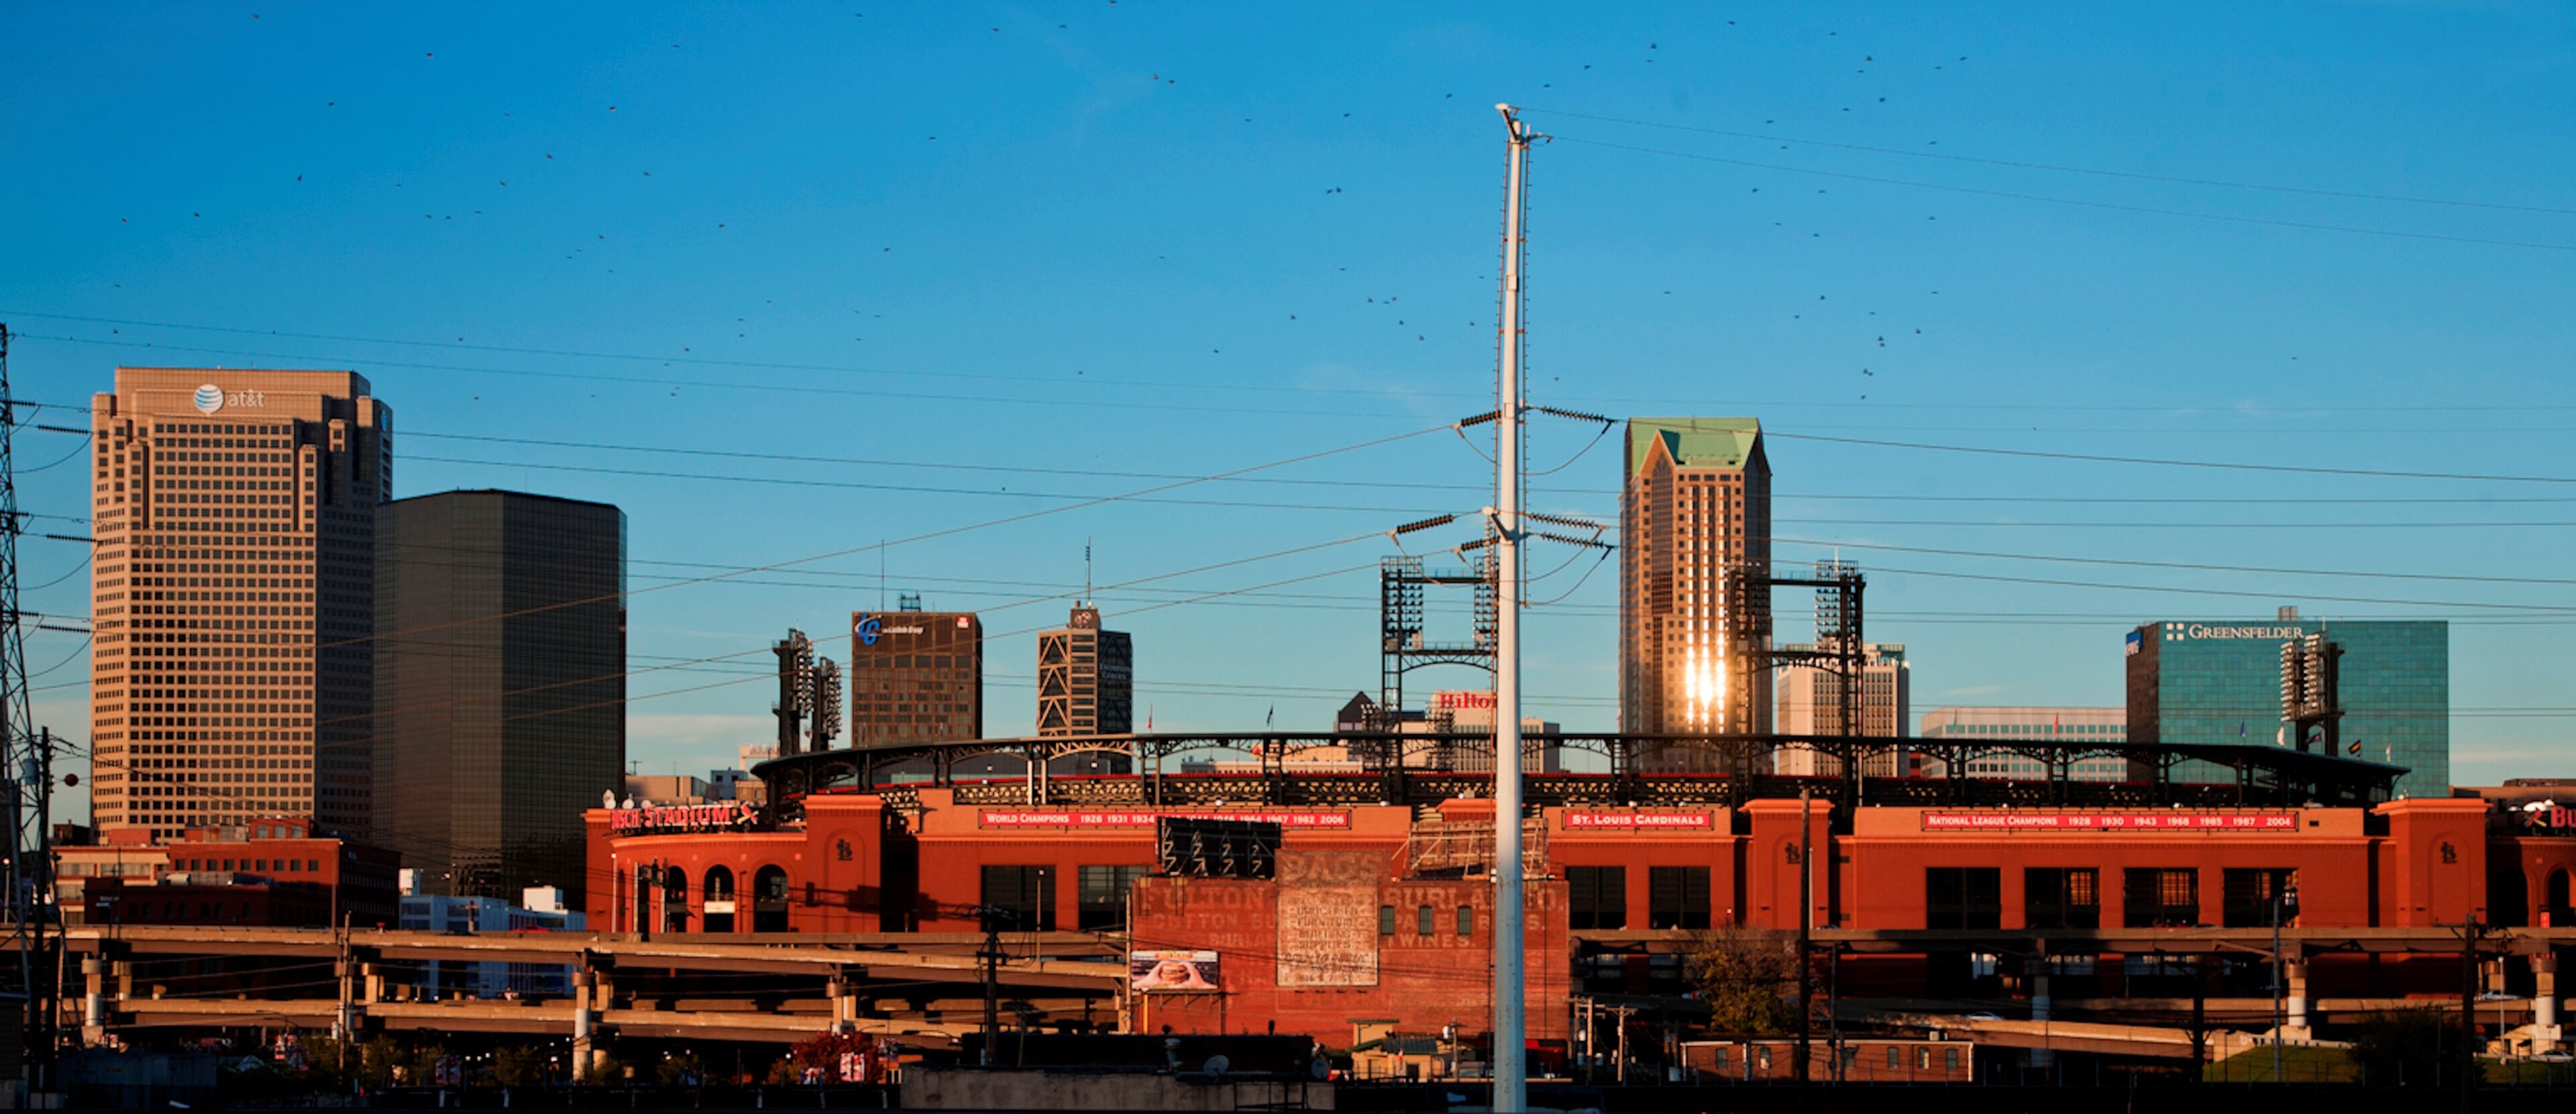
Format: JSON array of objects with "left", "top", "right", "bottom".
[
  {"left": 1925, "top": 867, "right": 2002, "bottom": 929},
  {"left": 2123, "top": 868, "right": 2199, "bottom": 928},
  {"left": 2221, "top": 868, "right": 2296, "bottom": 928},
  {"left": 1568, "top": 866, "right": 1627, "bottom": 930},
  {"left": 1648, "top": 866, "right": 1711, "bottom": 930},
  {"left": 1456, "top": 905, "right": 1474, "bottom": 937},
  {"left": 1379, "top": 905, "right": 1395, "bottom": 935},
  {"left": 1077, "top": 865, "right": 1148, "bottom": 931},
  {"left": 2024, "top": 868, "right": 2100, "bottom": 929},
  {"left": 1417, "top": 904, "right": 1436, "bottom": 936}
]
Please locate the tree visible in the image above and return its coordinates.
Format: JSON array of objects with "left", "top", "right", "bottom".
[
  {"left": 1684, "top": 927, "right": 1796, "bottom": 1036},
  {"left": 2351, "top": 1009, "right": 2468, "bottom": 1086},
  {"left": 493, "top": 1046, "right": 546, "bottom": 1088}
]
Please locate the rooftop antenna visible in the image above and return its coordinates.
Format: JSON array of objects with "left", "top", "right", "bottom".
[
  {"left": 1489, "top": 103, "right": 1534, "bottom": 1114},
  {"left": 1084, "top": 538, "right": 1093, "bottom": 606},
  {"left": 879, "top": 539, "right": 887, "bottom": 612}
]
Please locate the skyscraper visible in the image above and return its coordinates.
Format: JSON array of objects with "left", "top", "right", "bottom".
[
  {"left": 1619, "top": 418, "right": 1770, "bottom": 765},
  {"left": 88, "top": 369, "right": 390, "bottom": 837},
  {"left": 372, "top": 490, "right": 626, "bottom": 903},
  {"left": 1035, "top": 604, "right": 1132, "bottom": 736},
  {"left": 847, "top": 607, "right": 983, "bottom": 744},
  {"left": 1774, "top": 642, "right": 1910, "bottom": 776},
  {"left": 2126, "top": 616, "right": 2448, "bottom": 797}
]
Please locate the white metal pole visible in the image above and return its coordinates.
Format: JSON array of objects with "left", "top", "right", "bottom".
[{"left": 1491, "top": 102, "right": 1531, "bottom": 1114}]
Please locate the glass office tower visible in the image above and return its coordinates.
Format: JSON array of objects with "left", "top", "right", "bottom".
[
  {"left": 373, "top": 490, "right": 626, "bottom": 903},
  {"left": 2126, "top": 617, "right": 2447, "bottom": 798}
]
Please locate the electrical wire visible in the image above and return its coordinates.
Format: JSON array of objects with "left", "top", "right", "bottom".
[
  {"left": 404, "top": 454, "right": 1457, "bottom": 516},
  {"left": 325, "top": 423, "right": 1448, "bottom": 654},
  {"left": 11, "top": 333, "right": 1427, "bottom": 422},
  {"left": 1760, "top": 430, "right": 2576, "bottom": 485},
  {"left": 1770, "top": 536, "right": 2576, "bottom": 588},
  {"left": 24, "top": 549, "right": 92, "bottom": 591},
  {"left": 1845, "top": 562, "right": 2576, "bottom": 613},
  {"left": 18, "top": 432, "right": 91, "bottom": 473},
  {"left": 1527, "top": 550, "right": 1614, "bottom": 608},
  {"left": 27, "top": 632, "right": 91, "bottom": 678},
  {"left": 1526, "top": 107, "right": 2576, "bottom": 217},
  {"left": 1551, "top": 134, "right": 2576, "bottom": 254}
]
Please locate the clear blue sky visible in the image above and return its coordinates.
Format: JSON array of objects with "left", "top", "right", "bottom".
[{"left": 8, "top": 3, "right": 2573, "bottom": 810}]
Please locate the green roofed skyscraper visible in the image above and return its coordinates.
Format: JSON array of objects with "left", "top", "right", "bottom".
[{"left": 1620, "top": 418, "right": 1771, "bottom": 768}]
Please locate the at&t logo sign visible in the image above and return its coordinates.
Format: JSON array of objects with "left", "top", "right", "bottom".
[{"left": 193, "top": 383, "right": 268, "bottom": 415}]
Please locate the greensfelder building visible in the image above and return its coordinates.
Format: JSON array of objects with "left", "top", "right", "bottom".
[{"left": 2125, "top": 617, "right": 2447, "bottom": 799}]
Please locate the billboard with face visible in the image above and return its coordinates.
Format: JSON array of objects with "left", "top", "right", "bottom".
[{"left": 1128, "top": 950, "right": 1221, "bottom": 993}]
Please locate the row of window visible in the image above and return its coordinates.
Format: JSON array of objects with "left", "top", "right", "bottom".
[
  {"left": 1567, "top": 866, "right": 1712, "bottom": 930},
  {"left": 1927, "top": 866, "right": 2296, "bottom": 929},
  {"left": 1933, "top": 723, "right": 2123, "bottom": 735},
  {"left": 1374, "top": 903, "right": 1477, "bottom": 938}
]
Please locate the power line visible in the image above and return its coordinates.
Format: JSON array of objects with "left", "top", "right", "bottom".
[
  {"left": 1770, "top": 536, "right": 2576, "bottom": 588},
  {"left": 1851, "top": 562, "right": 2576, "bottom": 613},
  {"left": 405, "top": 454, "right": 1462, "bottom": 516},
  {"left": 19, "top": 321, "right": 2576, "bottom": 417},
  {"left": 323, "top": 423, "right": 1448, "bottom": 654},
  {"left": 15, "top": 333, "right": 1423, "bottom": 422},
  {"left": 1551, "top": 135, "right": 2576, "bottom": 254},
  {"left": 0, "top": 310, "right": 1415, "bottom": 401},
  {"left": 1762, "top": 430, "right": 2576, "bottom": 485},
  {"left": 1526, "top": 108, "right": 2576, "bottom": 217}
]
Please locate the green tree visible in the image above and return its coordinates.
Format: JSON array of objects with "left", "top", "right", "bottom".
[{"left": 1684, "top": 927, "right": 1796, "bottom": 1036}]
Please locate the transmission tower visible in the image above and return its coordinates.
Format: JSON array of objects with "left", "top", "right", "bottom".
[{"left": 0, "top": 325, "right": 62, "bottom": 1092}]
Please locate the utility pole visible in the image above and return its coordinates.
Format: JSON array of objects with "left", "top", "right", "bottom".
[
  {"left": 2458, "top": 916, "right": 2487, "bottom": 1114},
  {"left": 979, "top": 906, "right": 1004, "bottom": 1067},
  {"left": 1795, "top": 787, "right": 1813, "bottom": 1089},
  {"left": 1489, "top": 103, "right": 1534, "bottom": 1114}
]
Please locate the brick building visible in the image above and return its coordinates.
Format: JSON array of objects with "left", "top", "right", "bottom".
[
  {"left": 584, "top": 774, "right": 2576, "bottom": 1052},
  {"left": 58, "top": 816, "right": 401, "bottom": 927}
]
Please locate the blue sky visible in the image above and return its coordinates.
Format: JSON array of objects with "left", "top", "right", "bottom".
[{"left": 7, "top": 3, "right": 2573, "bottom": 806}]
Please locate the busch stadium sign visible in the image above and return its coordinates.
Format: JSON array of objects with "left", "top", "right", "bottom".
[{"left": 610, "top": 799, "right": 761, "bottom": 833}]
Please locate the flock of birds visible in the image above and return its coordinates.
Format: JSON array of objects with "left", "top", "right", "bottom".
[{"left": 122, "top": 13, "right": 1980, "bottom": 404}]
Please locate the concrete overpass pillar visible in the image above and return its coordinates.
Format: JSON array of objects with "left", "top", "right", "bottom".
[
  {"left": 2285, "top": 961, "right": 2310, "bottom": 1037},
  {"left": 80, "top": 958, "right": 105, "bottom": 1047},
  {"left": 570, "top": 968, "right": 598, "bottom": 1077},
  {"left": 828, "top": 975, "right": 855, "bottom": 1033},
  {"left": 2535, "top": 954, "right": 2561, "bottom": 1050}
]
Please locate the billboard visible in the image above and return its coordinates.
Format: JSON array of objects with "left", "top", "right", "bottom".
[{"left": 1129, "top": 950, "right": 1221, "bottom": 993}]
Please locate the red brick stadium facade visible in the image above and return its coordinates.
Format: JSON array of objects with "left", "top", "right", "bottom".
[{"left": 586, "top": 774, "right": 2576, "bottom": 1050}]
